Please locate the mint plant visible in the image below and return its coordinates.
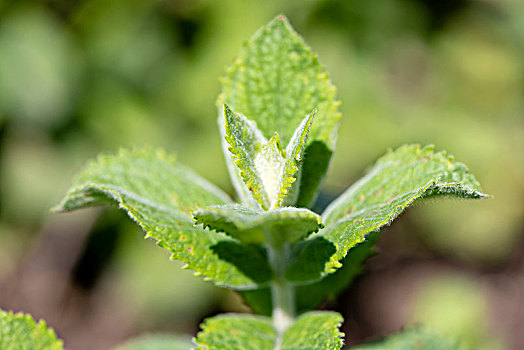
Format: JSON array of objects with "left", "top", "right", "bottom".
[{"left": 0, "top": 15, "right": 488, "bottom": 349}]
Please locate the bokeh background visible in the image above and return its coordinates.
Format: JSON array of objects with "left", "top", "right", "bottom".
[{"left": 0, "top": 0, "right": 523, "bottom": 349}]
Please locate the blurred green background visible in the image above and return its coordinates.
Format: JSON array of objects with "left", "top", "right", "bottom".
[{"left": 0, "top": 0, "right": 522, "bottom": 349}]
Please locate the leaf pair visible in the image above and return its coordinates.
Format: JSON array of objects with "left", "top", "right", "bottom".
[
  {"left": 195, "top": 311, "right": 343, "bottom": 350},
  {"left": 223, "top": 105, "right": 315, "bottom": 210},
  {"left": 52, "top": 144, "right": 489, "bottom": 294}
]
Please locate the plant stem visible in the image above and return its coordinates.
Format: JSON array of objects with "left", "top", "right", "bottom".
[
  {"left": 271, "top": 278, "right": 294, "bottom": 334},
  {"left": 267, "top": 242, "right": 295, "bottom": 342}
]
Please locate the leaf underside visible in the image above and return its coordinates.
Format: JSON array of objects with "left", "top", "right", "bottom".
[
  {"left": 351, "top": 327, "right": 467, "bottom": 350},
  {"left": 193, "top": 204, "right": 322, "bottom": 245},
  {"left": 195, "top": 312, "right": 343, "bottom": 350},
  {"left": 286, "top": 144, "right": 489, "bottom": 283},
  {"left": 0, "top": 310, "right": 63, "bottom": 350},
  {"left": 54, "top": 148, "right": 272, "bottom": 289},
  {"left": 219, "top": 15, "right": 341, "bottom": 207}
]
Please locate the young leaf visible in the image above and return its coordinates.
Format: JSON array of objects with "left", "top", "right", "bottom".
[
  {"left": 281, "top": 311, "right": 344, "bottom": 350},
  {"left": 193, "top": 204, "right": 322, "bottom": 245},
  {"left": 219, "top": 15, "right": 341, "bottom": 207},
  {"left": 54, "top": 148, "right": 272, "bottom": 289},
  {"left": 255, "top": 132, "right": 287, "bottom": 209},
  {"left": 280, "top": 108, "right": 316, "bottom": 207},
  {"left": 195, "top": 312, "right": 344, "bottom": 350},
  {"left": 0, "top": 310, "right": 63, "bottom": 350},
  {"left": 351, "top": 327, "right": 467, "bottom": 350},
  {"left": 224, "top": 106, "right": 316, "bottom": 210},
  {"left": 286, "top": 145, "right": 489, "bottom": 282},
  {"left": 114, "top": 334, "right": 194, "bottom": 350},
  {"left": 223, "top": 105, "right": 269, "bottom": 208}
]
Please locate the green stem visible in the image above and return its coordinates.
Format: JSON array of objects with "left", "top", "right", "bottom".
[
  {"left": 266, "top": 243, "right": 295, "bottom": 340},
  {"left": 271, "top": 278, "right": 294, "bottom": 334}
]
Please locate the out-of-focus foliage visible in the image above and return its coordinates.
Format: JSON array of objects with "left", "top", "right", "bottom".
[
  {"left": 0, "top": 0, "right": 522, "bottom": 348},
  {"left": 351, "top": 327, "right": 466, "bottom": 350},
  {"left": 410, "top": 274, "right": 506, "bottom": 350}
]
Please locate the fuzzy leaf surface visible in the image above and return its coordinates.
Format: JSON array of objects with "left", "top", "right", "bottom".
[
  {"left": 195, "top": 314, "right": 275, "bottom": 350},
  {"left": 281, "top": 312, "right": 344, "bottom": 350},
  {"left": 193, "top": 204, "right": 322, "bottom": 245},
  {"left": 114, "top": 334, "right": 194, "bottom": 350},
  {"left": 224, "top": 106, "right": 315, "bottom": 210},
  {"left": 351, "top": 328, "right": 466, "bottom": 350},
  {"left": 195, "top": 312, "right": 343, "bottom": 350},
  {"left": 0, "top": 310, "right": 63, "bottom": 350},
  {"left": 223, "top": 105, "right": 268, "bottom": 208},
  {"left": 54, "top": 148, "right": 272, "bottom": 289},
  {"left": 219, "top": 15, "right": 340, "bottom": 207},
  {"left": 286, "top": 144, "right": 489, "bottom": 282}
]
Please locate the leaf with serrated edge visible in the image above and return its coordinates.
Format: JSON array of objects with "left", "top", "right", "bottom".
[
  {"left": 195, "top": 314, "right": 275, "bottom": 350},
  {"left": 281, "top": 311, "right": 344, "bottom": 350},
  {"left": 195, "top": 312, "right": 343, "bottom": 350},
  {"left": 0, "top": 310, "right": 63, "bottom": 350},
  {"left": 351, "top": 327, "right": 467, "bottom": 350},
  {"left": 286, "top": 144, "right": 489, "bottom": 283},
  {"left": 280, "top": 109, "right": 316, "bottom": 207},
  {"left": 224, "top": 105, "right": 268, "bottom": 208},
  {"left": 219, "top": 15, "right": 340, "bottom": 207},
  {"left": 54, "top": 148, "right": 272, "bottom": 289},
  {"left": 193, "top": 204, "right": 322, "bottom": 245}
]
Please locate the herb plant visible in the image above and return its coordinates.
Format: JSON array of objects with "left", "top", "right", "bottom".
[{"left": 1, "top": 15, "right": 488, "bottom": 349}]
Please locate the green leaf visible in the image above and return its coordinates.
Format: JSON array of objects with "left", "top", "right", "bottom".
[
  {"left": 351, "top": 327, "right": 467, "bottom": 350},
  {"left": 0, "top": 309, "right": 63, "bottom": 350},
  {"left": 195, "top": 314, "right": 275, "bottom": 350},
  {"left": 114, "top": 334, "right": 194, "bottom": 350},
  {"left": 219, "top": 15, "right": 340, "bottom": 207},
  {"left": 280, "top": 108, "right": 316, "bottom": 207},
  {"left": 54, "top": 148, "right": 272, "bottom": 289},
  {"left": 286, "top": 144, "right": 489, "bottom": 282},
  {"left": 223, "top": 106, "right": 315, "bottom": 210},
  {"left": 281, "top": 311, "right": 344, "bottom": 350},
  {"left": 223, "top": 105, "right": 268, "bottom": 208},
  {"left": 195, "top": 312, "right": 344, "bottom": 350},
  {"left": 193, "top": 204, "right": 322, "bottom": 245},
  {"left": 295, "top": 141, "right": 333, "bottom": 207}
]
